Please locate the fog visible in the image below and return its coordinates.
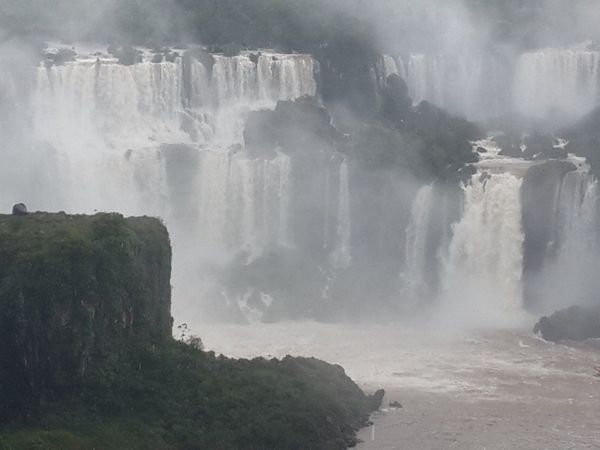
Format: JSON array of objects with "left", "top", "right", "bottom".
[{"left": 1, "top": 0, "right": 600, "bottom": 335}]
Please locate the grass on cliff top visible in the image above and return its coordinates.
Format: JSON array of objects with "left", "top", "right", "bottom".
[{"left": 0, "top": 212, "right": 167, "bottom": 248}]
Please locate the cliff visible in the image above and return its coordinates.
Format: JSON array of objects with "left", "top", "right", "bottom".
[
  {"left": 0, "top": 213, "right": 172, "bottom": 421},
  {"left": 0, "top": 212, "right": 380, "bottom": 449}
]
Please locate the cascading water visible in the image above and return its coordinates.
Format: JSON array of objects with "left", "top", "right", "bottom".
[
  {"left": 31, "top": 47, "right": 315, "bottom": 233},
  {"left": 330, "top": 159, "right": 352, "bottom": 269},
  {"left": 402, "top": 184, "right": 435, "bottom": 304},
  {"left": 398, "top": 54, "right": 490, "bottom": 119},
  {"left": 406, "top": 54, "right": 443, "bottom": 107},
  {"left": 443, "top": 173, "right": 525, "bottom": 316},
  {"left": 513, "top": 45, "right": 600, "bottom": 118},
  {"left": 384, "top": 45, "right": 600, "bottom": 121},
  {"left": 556, "top": 171, "right": 599, "bottom": 254},
  {"left": 196, "top": 151, "right": 291, "bottom": 252},
  {"left": 536, "top": 170, "right": 600, "bottom": 309},
  {"left": 23, "top": 44, "right": 329, "bottom": 321}
]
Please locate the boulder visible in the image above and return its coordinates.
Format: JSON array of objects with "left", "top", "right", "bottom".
[
  {"left": 367, "top": 389, "right": 385, "bottom": 410},
  {"left": 165, "top": 52, "right": 180, "bottom": 63},
  {"left": 108, "top": 46, "right": 142, "bottom": 66},
  {"left": 534, "top": 305, "right": 600, "bottom": 342},
  {"left": 12, "top": 203, "right": 27, "bottom": 216},
  {"left": 43, "top": 47, "right": 76, "bottom": 66}
]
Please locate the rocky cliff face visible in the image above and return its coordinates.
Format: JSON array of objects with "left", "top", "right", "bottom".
[{"left": 0, "top": 213, "right": 172, "bottom": 420}]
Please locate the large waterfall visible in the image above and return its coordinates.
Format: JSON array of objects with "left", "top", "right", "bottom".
[
  {"left": 444, "top": 173, "right": 525, "bottom": 312},
  {"left": 381, "top": 43, "right": 600, "bottom": 120},
  {"left": 30, "top": 47, "right": 317, "bottom": 251},
  {"left": 514, "top": 46, "right": 600, "bottom": 118},
  {"left": 7, "top": 42, "right": 600, "bottom": 323},
  {"left": 15, "top": 45, "right": 363, "bottom": 321}
]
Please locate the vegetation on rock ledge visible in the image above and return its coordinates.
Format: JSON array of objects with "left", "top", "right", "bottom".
[{"left": 0, "top": 213, "right": 380, "bottom": 449}]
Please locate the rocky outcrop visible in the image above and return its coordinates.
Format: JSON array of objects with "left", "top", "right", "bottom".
[
  {"left": 0, "top": 213, "right": 172, "bottom": 420},
  {"left": 563, "top": 106, "right": 600, "bottom": 177},
  {"left": 523, "top": 133, "right": 567, "bottom": 160},
  {"left": 534, "top": 305, "right": 600, "bottom": 342}
]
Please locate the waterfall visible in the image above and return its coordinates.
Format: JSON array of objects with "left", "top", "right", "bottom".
[
  {"left": 380, "top": 45, "right": 600, "bottom": 121},
  {"left": 406, "top": 54, "right": 443, "bottom": 107},
  {"left": 330, "top": 159, "right": 352, "bottom": 269},
  {"left": 514, "top": 46, "right": 600, "bottom": 118},
  {"left": 403, "top": 54, "right": 490, "bottom": 118},
  {"left": 444, "top": 173, "right": 525, "bottom": 312},
  {"left": 35, "top": 59, "right": 184, "bottom": 149},
  {"left": 402, "top": 184, "right": 435, "bottom": 303},
  {"left": 29, "top": 46, "right": 316, "bottom": 230},
  {"left": 556, "top": 171, "right": 599, "bottom": 253},
  {"left": 543, "top": 171, "right": 600, "bottom": 306},
  {"left": 195, "top": 151, "right": 292, "bottom": 253},
  {"left": 376, "top": 55, "right": 406, "bottom": 87}
]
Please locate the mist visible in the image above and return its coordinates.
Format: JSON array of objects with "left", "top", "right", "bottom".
[{"left": 1, "top": 0, "right": 600, "bottom": 336}]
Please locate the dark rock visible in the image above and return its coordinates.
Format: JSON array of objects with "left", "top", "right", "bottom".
[
  {"left": 389, "top": 401, "right": 403, "bottom": 409},
  {"left": 534, "top": 306, "right": 600, "bottom": 342},
  {"left": 367, "top": 389, "right": 385, "bottom": 410},
  {"left": 495, "top": 134, "right": 522, "bottom": 158},
  {"left": 477, "top": 146, "right": 487, "bottom": 153},
  {"left": 43, "top": 47, "right": 76, "bottom": 66},
  {"left": 248, "top": 52, "right": 260, "bottom": 64},
  {"left": 12, "top": 203, "right": 27, "bottom": 216},
  {"left": 532, "top": 146, "right": 568, "bottom": 160},
  {"left": 165, "top": 52, "right": 180, "bottom": 63},
  {"left": 187, "top": 48, "right": 216, "bottom": 72},
  {"left": 523, "top": 133, "right": 558, "bottom": 160},
  {"left": 562, "top": 106, "right": 600, "bottom": 176},
  {"left": 211, "top": 43, "right": 242, "bottom": 57},
  {"left": 108, "top": 46, "right": 142, "bottom": 66},
  {"left": 381, "top": 74, "right": 412, "bottom": 126},
  {"left": 151, "top": 53, "right": 164, "bottom": 63},
  {"left": 223, "top": 247, "right": 328, "bottom": 321}
]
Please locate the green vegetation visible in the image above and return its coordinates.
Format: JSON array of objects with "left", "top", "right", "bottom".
[
  {"left": 0, "top": 213, "right": 380, "bottom": 449},
  {"left": 0, "top": 341, "right": 377, "bottom": 449}
]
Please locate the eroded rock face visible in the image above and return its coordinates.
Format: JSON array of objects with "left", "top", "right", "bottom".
[
  {"left": 0, "top": 213, "right": 172, "bottom": 420},
  {"left": 534, "top": 305, "right": 600, "bottom": 342}
]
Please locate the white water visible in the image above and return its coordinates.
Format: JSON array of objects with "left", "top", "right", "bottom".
[
  {"left": 19, "top": 45, "right": 320, "bottom": 322},
  {"left": 330, "top": 159, "right": 352, "bottom": 269},
  {"left": 514, "top": 45, "right": 600, "bottom": 118},
  {"left": 402, "top": 184, "right": 435, "bottom": 304},
  {"left": 30, "top": 46, "right": 316, "bottom": 242},
  {"left": 388, "top": 43, "right": 600, "bottom": 120},
  {"left": 443, "top": 173, "right": 525, "bottom": 320},
  {"left": 538, "top": 170, "right": 600, "bottom": 309},
  {"left": 196, "top": 151, "right": 292, "bottom": 252}
]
